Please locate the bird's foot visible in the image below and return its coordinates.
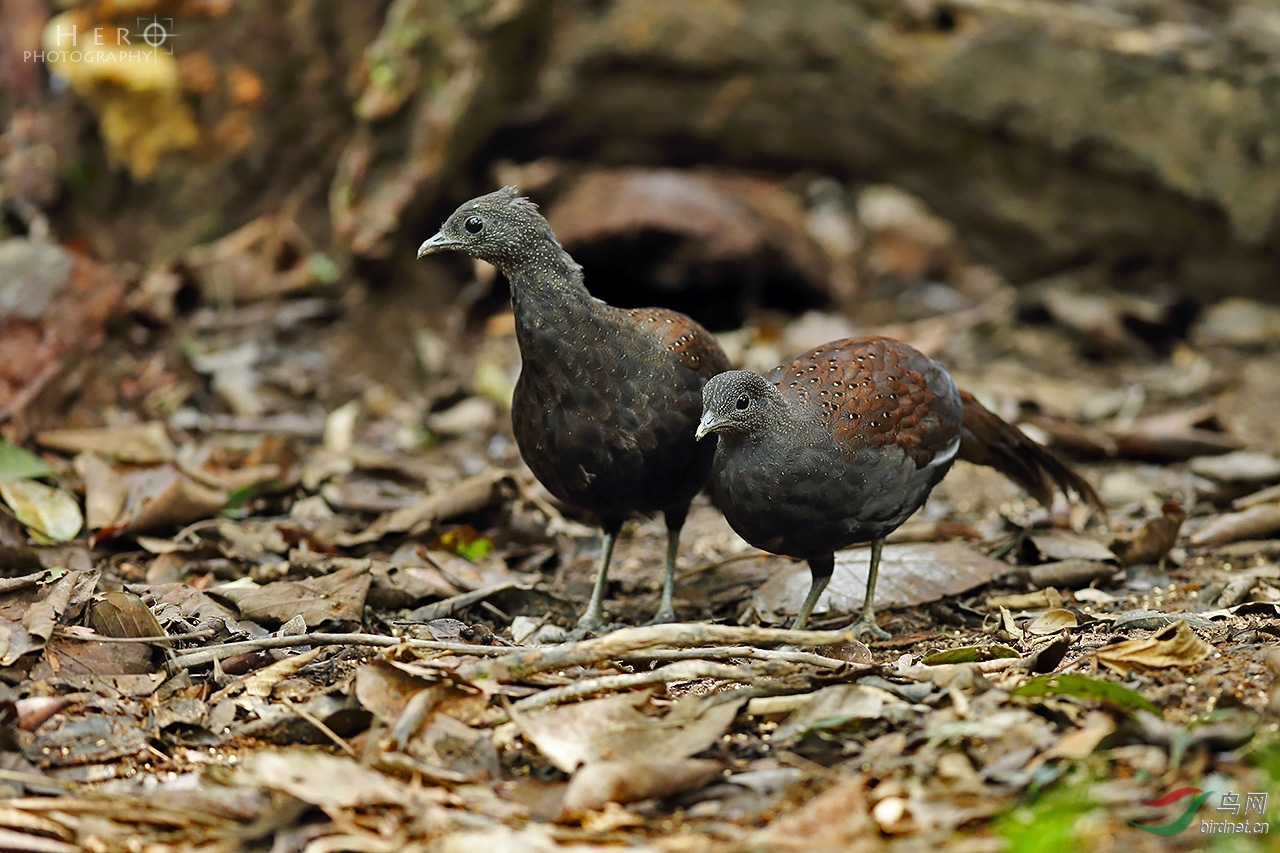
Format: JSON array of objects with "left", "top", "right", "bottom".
[
  {"left": 848, "top": 615, "right": 891, "bottom": 640},
  {"left": 560, "top": 613, "right": 624, "bottom": 642},
  {"left": 644, "top": 605, "right": 678, "bottom": 626}
]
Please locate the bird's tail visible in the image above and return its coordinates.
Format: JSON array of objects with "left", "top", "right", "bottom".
[{"left": 958, "top": 391, "right": 1103, "bottom": 511}]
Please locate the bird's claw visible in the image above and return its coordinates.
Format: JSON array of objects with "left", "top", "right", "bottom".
[
  {"left": 562, "top": 614, "right": 623, "bottom": 642},
  {"left": 849, "top": 616, "right": 891, "bottom": 641},
  {"left": 644, "top": 606, "right": 678, "bottom": 626}
]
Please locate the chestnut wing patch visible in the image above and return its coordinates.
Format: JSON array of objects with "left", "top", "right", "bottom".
[
  {"left": 774, "top": 337, "right": 960, "bottom": 469},
  {"left": 620, "top": 307, "right": 730, "bottom": 380}
]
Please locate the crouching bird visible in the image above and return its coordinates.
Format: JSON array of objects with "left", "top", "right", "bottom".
[
  {"left": 418, "top": 187, "right": 729, "bottom": 634},
  {"left": 697, "top": 337, "right": 1101, "bottom": 638}
]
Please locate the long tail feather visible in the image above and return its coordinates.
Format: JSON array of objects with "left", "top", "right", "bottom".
[{"left": 958, "top": 391, "right": 1103, "bottom": 511}]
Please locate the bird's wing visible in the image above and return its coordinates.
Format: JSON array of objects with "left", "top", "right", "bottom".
[
  {"left": 773, "top": 337, "right": 963, "bottom": 469},
  {"left": 620, "top": 307, "right": 731, "bottom": 380}
]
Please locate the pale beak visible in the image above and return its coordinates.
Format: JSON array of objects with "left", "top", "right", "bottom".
[
  {"left": 695, "top": 412, "right": 722, "bottom": 441},
  {"left": 416, "top": 231, "right": 459, "bottom": 259}
]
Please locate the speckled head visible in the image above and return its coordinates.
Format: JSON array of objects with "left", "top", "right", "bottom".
[
  {"left": 697, "top": 370, "right": 783, "bottom": 440},
  {"left": 416, "top": 186, "right": 569, "bottom": 275}
]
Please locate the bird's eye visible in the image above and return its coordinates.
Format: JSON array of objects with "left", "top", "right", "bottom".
[
  {"left": 735, "top": 393, "right": 750, "bottom": 411},
  {"left": 464, "top": 216, "right": 484, "bottom": 234}
]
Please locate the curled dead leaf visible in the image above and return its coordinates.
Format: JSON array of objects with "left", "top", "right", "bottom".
[
  {"left": 1026, "top": 609, "right": 1079, "bottom": 636},
  {"left": 1189, "top": 503, "right": 1280, "bottom": 547},
  {"left": 1094, "top": 621, "right": 1212, "bottom": 675},
  {"left": 512, "top": 691, "right": 743, "bottom": 774},
  {"left": 110, "top": 466, "right": 228, "bottom": 536},
  {"left": 1110, "top": 500, "right": 1186, "bottom": 566},
  {"left": 0, "top": 478, "right": 83, "bottom": 541},
  {"left": 75, "top": 451, "right": 128, "bottom": 530}
]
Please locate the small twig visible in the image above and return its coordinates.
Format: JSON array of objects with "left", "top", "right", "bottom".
[
  {"left": 677, "top": 551, "right": 772, "bottom": 580},
  {"left": 55, "top": 626, "right": 220, "bottom": 645},
  {"left": 284, "top": 699, "right": 359, "bottom": 759},
  {"left": 0, "top": 769, "right": 82, "bottom": 792},
  {"left": 509, "top": 658, "right": 794, "bottom": 712},
  {"left": 775, "top": 750, "right": 844, "bottom": 781},
  {"left": 167, "top": 411, "right": 327, "bottom": 438},
  {"left": 397, "top": 581, "right": 521, "bottom": 623},
  {"left": 621, "top": 645, "right": 847, "bottom": 670},
  {"left": 167, "top": 632, "right": 512, "bottom": 669}
]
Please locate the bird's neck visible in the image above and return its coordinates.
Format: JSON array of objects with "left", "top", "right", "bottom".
[
  {"left": 739, "top": 402, "right": 822, "bottom": 451},
  {"left": 507, "top": 243, "right": 614, "bottom": 356},
  {"left": 507, "top": 238, "right": 589, "bottom": 298}
]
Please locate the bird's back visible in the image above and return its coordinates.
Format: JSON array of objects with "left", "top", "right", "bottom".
[
  {"left": 767, "top": 337, "right": 963, "bottom": 467},
  {"left": 512, "top": 292, "right": 728, "bottom": 522}
]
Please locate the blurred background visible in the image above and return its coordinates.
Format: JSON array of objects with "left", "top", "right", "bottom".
[{"left": 4, "top": 0, "right": 1280, "bottom": 363}]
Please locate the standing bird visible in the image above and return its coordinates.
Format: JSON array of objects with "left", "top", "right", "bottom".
[
  {"left": 418, "top": 187, "right": 730, "bottom": 633},
  {"left": 697, "top": 337, "right": 1101, "bottom": 638}
]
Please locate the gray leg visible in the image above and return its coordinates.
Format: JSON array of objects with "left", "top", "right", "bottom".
[
  {"left": 849, "top": 539, "right": 890, "bottom": 639},
  {"left": 791, "top": 554, "right": 834, "bottom": 631},
  {"left": 647, "top": 525, "right": 681, "bottom": 624},
  {"left": 574, "top": 530, "right": 617, "bottom": 634}
]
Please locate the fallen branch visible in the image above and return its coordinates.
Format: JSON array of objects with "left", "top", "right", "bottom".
[
  {"left": 457, "top": 623, "right": 856, "bottom": 682},
  {"left": 621, "top": 644, "right": 848, "bottom": 670},
  {"left": 509, "top": 658, "right": 795, "bottom": 712},
  {"left": 165, "top": 632, "right": 512, "bottom": 669},
  {"left": 386, "top": 623, "right": 855, "bottom": 749}
]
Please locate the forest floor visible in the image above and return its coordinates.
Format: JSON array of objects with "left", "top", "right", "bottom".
[{"left": 2, "top": 192, "right": 1280, "bottom": 852}]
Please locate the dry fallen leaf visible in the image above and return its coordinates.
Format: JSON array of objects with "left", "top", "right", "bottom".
[
  {"left": 753, "top": 775, "right": 878, "bottom": 853},
  {"left": 1039, "top": 711, "right": 1117, "bottom": 761},
  {"left": 1020, "top": 532, "right": 1117, "bottom": 565},
  {"left": 0, "top": 478, "right": 83, "bottom": 541},
  {"left": 235, "top": 750, "right": 412, "bottom": 808},
  {"left": 512, "top": 691, "right": 743, "bottom": 773},
  {"left": 774, "top": 685, "right": 905, "bottom": 742},
  {"left": 75, "top": 451, "right": 128, "bottom": 530},
  {"left": 756, "top": 542, "right": 1013, "bottom": 620},
  {"left": 110, "top": 466, "right": 228, "bottom": 535},
  {"left": 238, "top": 648, "right": 322, "bottom": 699},
  {"left": 211, "top": 565, "right": 371, "bottom": 627},
  {"left": 558, "top": 758, "right": 722, "bottom": 818},
  {"left": 410, "top": 711, "right": 501, "bottom": 782},
  {"left": 1110, "top": 500, "right": 1186, "bottom": 566},
  {"left": 1189, "top": 503, "right": 1280, "bottom": 547},
  {"left": 1190, "top": 451, "right": 1280, "bottom": 485},
  {"left": 87, "top": 591, "right": 167, "bottom": 644},
  {"left": 1026, "top": 609, "right": 1079, "bottom": 636},
  {"left": 37, "top": 422, "right": 176, "bottom": 464},
  {"left": 1095, "top": 621, "right": 1212, "bottom": 675}
]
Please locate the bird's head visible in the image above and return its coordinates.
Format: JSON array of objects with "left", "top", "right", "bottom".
[
  {"left": 697, "top": 370, "right": 781, "bottom": 440},
  {"left": 417, "top": 186, "right": 560, "bottom": 273}
]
